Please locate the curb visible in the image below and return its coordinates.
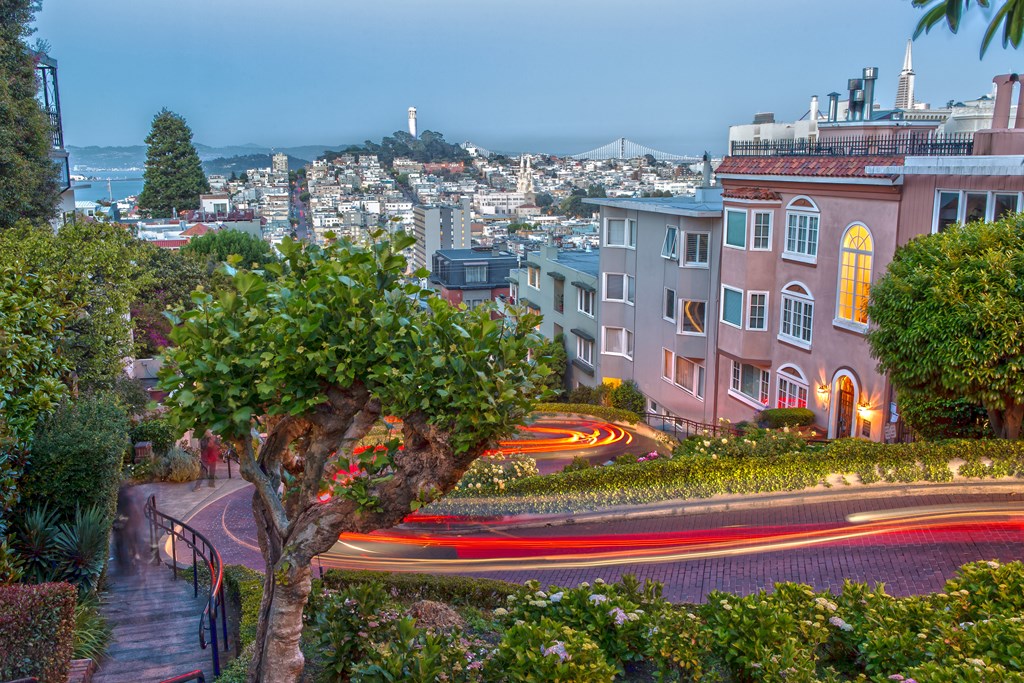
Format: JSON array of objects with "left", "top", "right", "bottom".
[{"left": 407, "top": 480, "right": 1024, "bottom": 533}]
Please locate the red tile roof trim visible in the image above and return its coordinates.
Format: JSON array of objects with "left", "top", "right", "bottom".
[
  {"left": 717, "top": 155, "right": 904, "bottom": 178},
  {"left": 722, "top": 187, "right": 782, "bottom": 201}
]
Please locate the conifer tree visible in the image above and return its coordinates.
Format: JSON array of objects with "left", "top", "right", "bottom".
[
  {"left": 0, "top": 0, "right": 61, "bottom": 229},
  {"left": 138, "top": 109, "right": 210, "bottom": 218}
]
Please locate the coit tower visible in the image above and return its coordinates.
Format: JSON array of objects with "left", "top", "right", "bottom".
[{"left": 408, "top": 107, "right": 417, "bottom": 139}]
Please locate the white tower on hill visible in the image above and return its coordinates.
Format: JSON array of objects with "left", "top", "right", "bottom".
[{"left": 408, "top": 107, "right": 418, "bottom": 139}]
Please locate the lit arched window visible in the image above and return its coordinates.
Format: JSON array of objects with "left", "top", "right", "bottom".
[
  {"left": 776, "top": 365, "right": 809, "bottom": 409},
  {"left": 837, "top": 224, "right": 873, "bottom": 325}
]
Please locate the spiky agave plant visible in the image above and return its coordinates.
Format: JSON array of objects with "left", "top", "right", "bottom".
[
  {"left": 54, "top": 505, "right": 109, "bottom": 594},
  {"left": 14, "top": 504, "right": 61, "bottom": 583}
]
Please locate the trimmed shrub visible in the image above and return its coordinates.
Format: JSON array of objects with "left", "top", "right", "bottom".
[
  {"left": 758, "top": 407, "right": 816, "bottom": 428},
  {"left": 488, "top": 617, "right": 616, "bottom": 682},
  {"left": 453, "top": 455, "right": 538, "bottom": 495},
  {"left": 561, "top": 455, "right": 593, "bottom": 473},
  {"left": 0, "top": 582, "right": 77, "bottom": 683},
  {"left": 609, "top": 380, "right": 645, "bottom": 416},
  {"left": 322, "top": 570, "right": 520, "bottom": 609},
  {"left": 129, "top": 417, "right": 176, "bottom": 456},
  {"left": 533, "top": 403, "right": 640, "bottom": 425},
  {"left": 564, "top": 383, "right": 609, "bottom": 406},
  {"left": 20, "top": 395, "right": 128, "bottom": 526}
]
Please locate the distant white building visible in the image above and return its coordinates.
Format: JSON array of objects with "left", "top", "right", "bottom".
[{"left": 272, "top": 153, "right": 289, "bottom": 174}]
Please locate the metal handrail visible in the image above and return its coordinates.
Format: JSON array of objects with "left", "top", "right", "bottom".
[
  {"left": 145, "top": 495, "right": 229, "bottom": 676},
  {"left": 159, "top": 672, "right": 206, "bottom": 683},
  {"left": 644, "top": 412, "right": 741, "bottom": 440}
]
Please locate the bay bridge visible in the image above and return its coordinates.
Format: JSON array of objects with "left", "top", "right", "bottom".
[{"left": 570, "top": 138, "right": 702, "bottom": 162}]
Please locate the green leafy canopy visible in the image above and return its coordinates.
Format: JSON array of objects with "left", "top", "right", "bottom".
[
  {"left": 158, "top": 231, "right": 550, "bottom": 453},
  {"left": 912, "top": 0, "right": 1024, "bottom": 57}
]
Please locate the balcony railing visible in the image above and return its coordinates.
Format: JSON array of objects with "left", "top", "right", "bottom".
[{"left": 730, "top": 133, "right": 974, "bottom": 158}]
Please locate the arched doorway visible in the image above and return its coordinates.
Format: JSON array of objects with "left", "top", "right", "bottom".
[{"left": 834, "top": 375, "right": 855, "bottom": 438}]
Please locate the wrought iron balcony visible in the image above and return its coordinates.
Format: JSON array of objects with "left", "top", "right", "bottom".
[{"left": 730, "top": 133, "right": 974, "bottom": 158}]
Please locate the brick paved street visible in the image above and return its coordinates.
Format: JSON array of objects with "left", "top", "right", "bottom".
[{"left": 185, "top": 485, "right": 1024, "bottom": 603}]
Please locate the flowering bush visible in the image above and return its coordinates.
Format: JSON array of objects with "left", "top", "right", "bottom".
[
  {"left": 453, "top": 455, "right": 538, "bottom": 495},
  {"left": 500, "top": 579, "right": 651, "bottom": 671},
  {"left": 488, "top": 616, "right": 616, "bottom": 683}
]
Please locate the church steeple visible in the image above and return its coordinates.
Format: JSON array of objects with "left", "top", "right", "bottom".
[
  {"left": 517, "top": 154, "right": 536, "bottom": 203},
  {"left": 895, "top": 40, "right": 915, "bottom": 110}
]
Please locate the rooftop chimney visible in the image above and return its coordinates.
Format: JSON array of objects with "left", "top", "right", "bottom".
[
  {"left": 810, "top": 95, "right": 819, "bottom": 121},
  {"left": 701, "top": 152, "right": 712, "bottom": 187},
  {"left": 862, "top": 67, "right": 878, "bottom": 121},
  {"left": 827, "top": 92, "right": 841, "bottom": 122},
  {"left": 847, "top": 78, "right": 864, "bottom": 120}
]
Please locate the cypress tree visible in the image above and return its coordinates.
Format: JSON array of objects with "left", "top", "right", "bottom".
[
  {"left": 137, "top": 109, "right": 210, "bottom": 218},
  {"left": 0, "top": 0, "right": 61, "bottom": 228}
]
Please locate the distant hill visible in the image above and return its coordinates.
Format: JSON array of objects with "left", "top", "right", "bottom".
[
  {"left": 68, "top": 143, "right": 347, "bottom": 174},
  {"left": 203, "top": 153, "right": 308, "bottom": 175}
]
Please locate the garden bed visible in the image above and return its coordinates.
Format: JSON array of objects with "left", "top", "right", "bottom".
[{"left": 218, "top": 560, "right": 1024, "bottom": 682}]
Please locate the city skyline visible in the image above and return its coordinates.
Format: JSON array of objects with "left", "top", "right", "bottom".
[{"left": 37, "top": 0, "right": 1013, "bottom": 155}]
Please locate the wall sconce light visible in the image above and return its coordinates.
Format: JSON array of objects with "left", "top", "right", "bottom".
[
  {"left": 857, "top": 401, "right": 871, "bottom": 418},
  {"left": 817, "top": 384, "right": 830, "bottom": 397}
]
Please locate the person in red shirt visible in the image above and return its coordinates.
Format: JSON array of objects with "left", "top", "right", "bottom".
[{"left": 194, "top": 430, "right": 221, "bottom": 490}]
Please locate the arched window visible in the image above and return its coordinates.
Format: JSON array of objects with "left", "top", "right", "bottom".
[
  {"left": 784, "top": 196, "right": 820, "bottom": 260},
  {"left": 776, "top": 364, "right": 809, "bottom": 409},
  {"left": 837, "top": 224, "right": 873, "bottom": 325},
  {"left": 779, "top": 281, "right": 813, "bottom": 347}
]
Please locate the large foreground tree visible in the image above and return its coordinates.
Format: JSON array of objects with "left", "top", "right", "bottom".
[
  {"left": 137, "top": 109, "right": 210, "bottom": 218},
  {"left": 0, "top": 0, "right": 61, "bottom": 228},
  {"left": 158, "top": 233, "right": 549, "bottom": 681},
  {"left": 912, "top": 0, "right": 1024, "bottom": 56},
  {"left": 868, "top": 214, "right": 1024, "bottom": 439}
]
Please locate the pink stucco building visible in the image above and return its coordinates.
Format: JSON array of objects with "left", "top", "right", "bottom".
[{"left": 711, "top": 74, "right": 1024, "bottom": 440}]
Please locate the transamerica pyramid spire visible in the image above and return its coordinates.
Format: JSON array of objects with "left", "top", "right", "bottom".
[{"left": 895, "top": 40, "right": 915, "bottom": 110}]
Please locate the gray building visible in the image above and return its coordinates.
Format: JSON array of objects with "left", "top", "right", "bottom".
[
  {"left": 413, "top": 197, "right": 472, "bottom": 273},
  {"left": 586, "top": 191, "right": 723, "bottom": 423},
  {"left": 429, "top": 248, "right": 517, "bottom": 309},
  {"left": 511, "top": 245, "right": 601, "bottom": 389}
]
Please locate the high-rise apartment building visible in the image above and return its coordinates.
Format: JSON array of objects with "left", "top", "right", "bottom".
[
  {"left": 272, "top": 153, "right": 288, "bottom": 174},
  {"left": 412, "top": 197, "right": 472, "bottom": 273}
]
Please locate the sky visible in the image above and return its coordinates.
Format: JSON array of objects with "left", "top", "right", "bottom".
[{"left": 34, "top": 0, "right": 1018, "bottom": 156}]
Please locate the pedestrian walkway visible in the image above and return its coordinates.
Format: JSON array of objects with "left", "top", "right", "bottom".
[
  {"left": 93, "top": 564, "right": 214, "bottom": 683},
  {"left": 94, "top": 477, "right": 249, "bottom": 683}
]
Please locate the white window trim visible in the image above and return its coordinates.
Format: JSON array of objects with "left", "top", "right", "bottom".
[
  {"left": 750, "top": 210, "right": 773, "bottom": 252},
  {"left": 601, "top": 326, "right": 633, "bottom": 360},
  {"left": 527, "top": 266, "right": 540, "bottom": 290},
  {"left": 576, "top": 287, "right": 595, "bottom": 318},
  {"left": 724, "top": 208, "right": 747, "bottom": 250},
  {"left": 746, "top": 290, "right": 769, "bottom": 331},
  {"left": 602, "top": 273, "right": 635, "bottom": 305},
  {"left": 661, "top": 348, "right": 705, "bottom": 401},
  {"left": 576, "top": 336, "right": 594, "bottom": 367},
  {"left": 783, "top": 196, "right": 820, "bottom": 263},
  {"left": 682, "top": 231, "right": 711, "bottom": 268},
  {"left": 833, "top": 222, "right": 873, "bottom": 333},
  {"left": 677, "top": 299, "right": 707, "bottom": 337},
  {"left": 661, "top": 225, "right": 678, "bottom": 260},
  {"left": 729, "top": 360, "right": 770, "bottom": 409},
  {"left": 778, "top": 284, "right": 814, "bottom": 350},
  {"left": 931, "top": 190, "right": 1024, "bottom": 234},
  {"left": 720, "top": 285, "right": 744, "bottom": 330},
  {"left": 605, "top": 217, "right": 637, "bottom": 249},
  {"left": 776, "top": 364, "right": 810, "bottom": 409},
  {"left": 663, "top": 288, "right": 676, "bottom": 323}
]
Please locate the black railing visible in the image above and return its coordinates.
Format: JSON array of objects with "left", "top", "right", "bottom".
[
  {"left": 145, "top": 495, "right": 229, "bottom": 676},
  {"left": 47, "top": 111, "right": 63, "bottom": 149},
  {"left": 730, "top": 133, "right": 974, "bottom": 158},
  {"left": 644, "top": 412, "right": 741, "bottom": 440}
]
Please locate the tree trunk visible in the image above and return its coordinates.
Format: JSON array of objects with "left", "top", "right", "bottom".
[
  {"left": 247, "top": 557, "right": 312, "bottom": 683},
  {"left": 986, "top": 403, "right": 1024, "bottom": 439}
]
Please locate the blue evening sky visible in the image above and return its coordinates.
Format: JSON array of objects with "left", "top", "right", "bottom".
[{"left": 35, "top": 0, "right": 1015, "bottom": 155}]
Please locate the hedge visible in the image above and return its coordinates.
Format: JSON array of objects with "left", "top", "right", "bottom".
[
  {"left": 0, "top": 582, "right": 77, "bottom": 683},
  {"left": 215, "top": 565, "right": 264, "bottom": 683},
  {"left": 20, "top": 395, "right": 129, "bottom": 526},
  {"left": 758, "top": 407, "right": 815, "bottom": 428},
  {"left": 428, "top": 438, "right": 1024, "bottom": 517},
  {"left": 533, "top": 403, "right": 640, "bottom": 425},
  {"left": 321, "top": 569, "right": 521, "bottom": 609}
]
